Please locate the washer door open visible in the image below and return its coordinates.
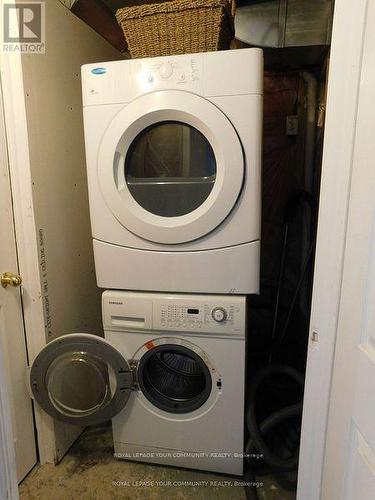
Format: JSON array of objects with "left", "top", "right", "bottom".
[
  {"left": 98, "top": 90, "right": 244, "bottom": 244},
  {"left": 30, "top": 334, "right": 133, "bottom": 426}
]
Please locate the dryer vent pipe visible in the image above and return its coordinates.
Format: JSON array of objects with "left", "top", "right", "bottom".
[{"left": 301, "top": 72, "right": 318, "bottom": 193}]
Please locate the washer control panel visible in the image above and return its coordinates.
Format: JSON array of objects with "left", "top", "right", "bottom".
[
  {"left": 153, "top": 296, "right": 246, "bottom": 336},
  {"left": 102, "top": 291, "right": 246, "bottom": 337}
]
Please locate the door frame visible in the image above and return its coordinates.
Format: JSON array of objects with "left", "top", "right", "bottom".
[{"left": 297, "top": 0, "right": 371, "bottom": 499}]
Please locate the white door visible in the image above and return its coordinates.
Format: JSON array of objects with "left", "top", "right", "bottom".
[
  {"left": 98, "top": 91, "right": 244, "bottom": 244},
  {"left": 0, "top": 82, "right": 37, "bottom": 481},
  {"left": 321, "top": 1, "right": 375, "bottom": 498}
]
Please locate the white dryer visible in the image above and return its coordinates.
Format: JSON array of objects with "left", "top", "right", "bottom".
[
  {"left": 81, "top": 48, "right": 263, "bottom": 294},
  {"left": 29, "top": 291, "right": 247, "bottom": 475}
]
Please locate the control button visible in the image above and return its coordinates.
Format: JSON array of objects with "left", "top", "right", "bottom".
[
  {"left": 159, "top": 63, "right": 173, "bottom": 79},
  {"left": 211, "top": 307, "right": 227, "bottom": 323},
  {"left": 178, "top": 72, "right": 186, "bottom": 82},
  {"left": 147, "top": 73, "right": 154, "bottom": 83}
]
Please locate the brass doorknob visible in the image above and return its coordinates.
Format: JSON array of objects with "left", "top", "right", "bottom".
[{"left": 1, "top": 272, "right": 22, "bottom": 288}]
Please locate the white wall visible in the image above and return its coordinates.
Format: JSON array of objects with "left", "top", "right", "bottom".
[{"left": 20, "top": 0, "right": 122, "bottom": 462}]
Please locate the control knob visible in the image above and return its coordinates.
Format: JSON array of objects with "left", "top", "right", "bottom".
[
  {"left": 159, "top": 62, "right": 173, "bottom": 79},
  {"left": 211, "top": 307, "right": 227, "bottom": 323}
]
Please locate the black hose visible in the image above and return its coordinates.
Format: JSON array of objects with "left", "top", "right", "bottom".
[
  {"left": 244, "top": 467, "right": 261, "bottom": 500},
  {"left": 277, "top": 242, "right": 315, "bottom": 346},
  {"left": 246, "top": 403, "right": 302, "bottom": 467},
  {"left": 244, "top": 402, "right": 302, "bottom": 499},
  {"left": 246, "top": 365, "right": 304, "bottom": 472},
  {"left": 246, "top": 403, "right": 303, "bottom": 459}
]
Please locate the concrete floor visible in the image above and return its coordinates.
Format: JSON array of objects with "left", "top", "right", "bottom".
[{"left": 19, "top": 424, "right": 296, "bottom": 500}]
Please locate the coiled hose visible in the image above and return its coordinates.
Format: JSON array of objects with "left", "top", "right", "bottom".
[{"left": 244, "top": 365, "right": 304, "bottom": 499}]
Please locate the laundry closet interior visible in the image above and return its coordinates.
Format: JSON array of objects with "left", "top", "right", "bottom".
[{"left": 0, "top": 1, "right": 335, "bottom": 499}]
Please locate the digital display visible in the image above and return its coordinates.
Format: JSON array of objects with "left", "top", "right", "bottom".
[{"left": 187, "top": 308, "right": 199, "bottom": 315}]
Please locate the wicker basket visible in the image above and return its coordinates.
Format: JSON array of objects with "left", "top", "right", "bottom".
[{"left": 116, "top": 0, "right": 236, "bottom": 59}]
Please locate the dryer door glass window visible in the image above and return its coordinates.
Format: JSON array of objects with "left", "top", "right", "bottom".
[
  {"left": 125, "top": 121, "right": 216, "bottom": 217},
  {"left": 137, "top": 344, "right": 212, "bottom": 414}
]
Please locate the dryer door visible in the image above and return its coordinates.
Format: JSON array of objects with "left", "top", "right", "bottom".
[
  {"left": 98, "top": 90, "right": 244, "bottom": 244},
  {"left": 30, "top": 334, "right": 134, "bottom": 426}
]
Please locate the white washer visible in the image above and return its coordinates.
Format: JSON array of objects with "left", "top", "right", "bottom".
[
  {"left": 81, "top": 48, "right": 263, "bottom": 294},
  {"left": 29, "top": 291, "right": 247, "bottom": 475}
]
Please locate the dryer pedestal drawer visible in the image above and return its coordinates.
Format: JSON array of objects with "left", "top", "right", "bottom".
[{"left": 93, "top": 239, "right": 260, "bottom": 294}]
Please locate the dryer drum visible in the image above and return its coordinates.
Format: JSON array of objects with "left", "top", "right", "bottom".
[{"left": 137, "top": 344, "right": 212, "bottom": 414}]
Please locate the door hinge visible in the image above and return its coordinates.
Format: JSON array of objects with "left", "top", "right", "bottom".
[{"left": 129, "top": 360, "right": 139, "bottom": 390}]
